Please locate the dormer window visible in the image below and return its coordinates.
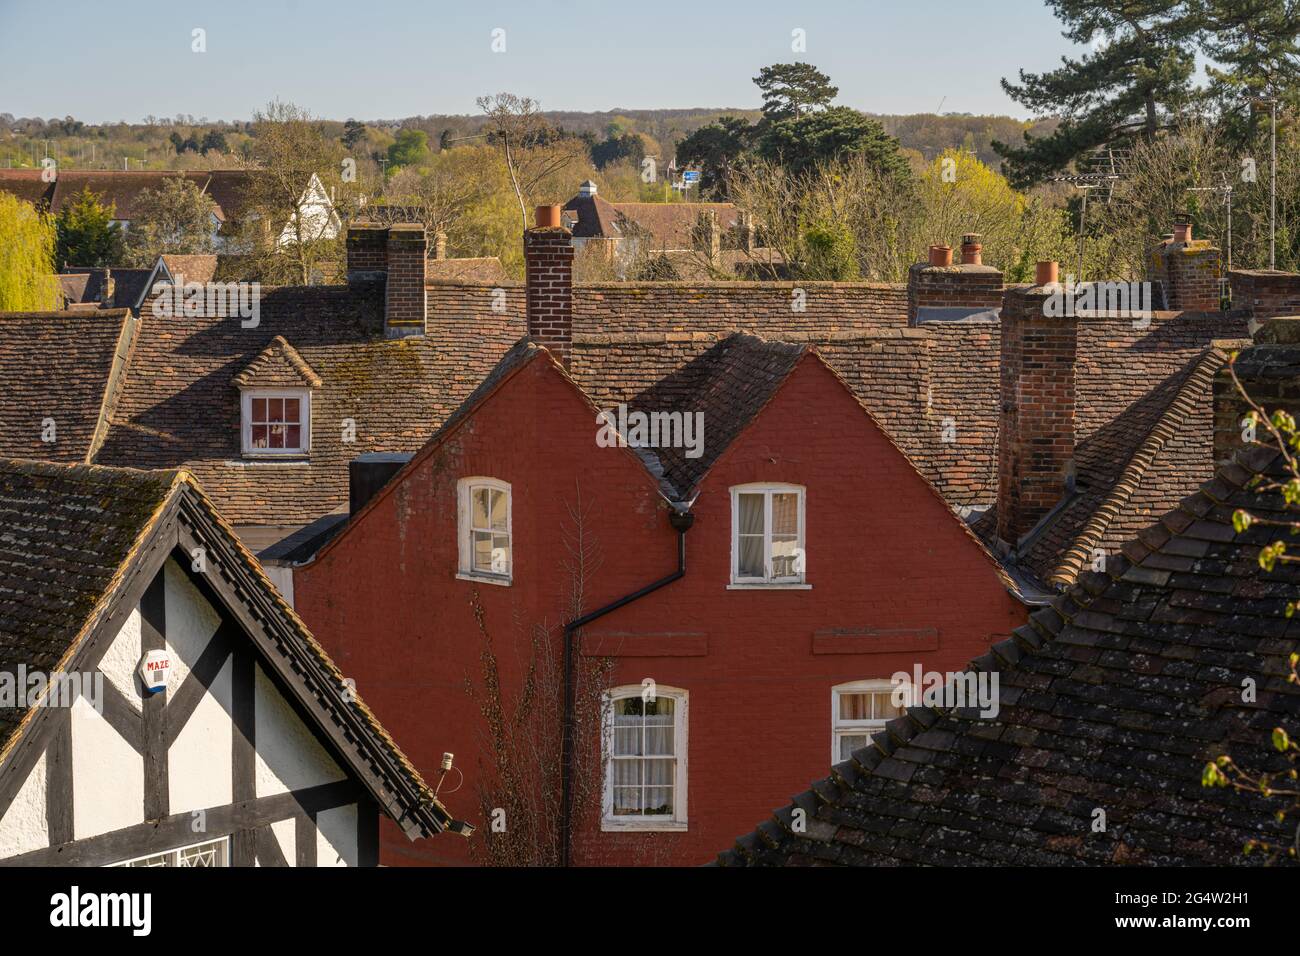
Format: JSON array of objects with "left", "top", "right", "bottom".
[
  {"left": 242, "top": 389, "right": 310, "bottom": 456},
  {"left": 233, "top": 336, "right": 321, "bottom": 459}
]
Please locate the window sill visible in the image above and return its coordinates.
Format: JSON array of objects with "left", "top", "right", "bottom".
[
  {"left": 227, "top": 457, "right": 310, "bottom": 467},
  {"left": 727, "top": 582, "right": 812, "bottom": 590},
  {"left": 456, "top": 571, "right": 512, "bottom": 588},
  {"left": 600, "top": 820, "right": 688, "bottom": 833}
]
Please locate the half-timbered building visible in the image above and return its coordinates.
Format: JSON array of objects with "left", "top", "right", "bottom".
[{"left": 0, "top": 457, "right": 469, "bottom": 866}]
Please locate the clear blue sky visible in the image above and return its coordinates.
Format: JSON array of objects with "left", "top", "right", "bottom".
[{"left": 0, "top": 0, "right": 1084, "bottom": 123}]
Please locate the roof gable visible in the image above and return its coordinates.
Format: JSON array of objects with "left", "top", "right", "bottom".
[
  {"left": 0, "top": 457, "right": 465, "bottom": 840},
  {"left": 233, "top": 335, "right": 323, "bottom": 389}
]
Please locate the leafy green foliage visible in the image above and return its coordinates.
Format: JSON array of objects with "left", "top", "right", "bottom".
[
  {"left": 994, "top": 0, "right": 1204, "bottom": 186},
  {"left": 387, "top": 129, "right": 429, "bottom": 171},
  {"left": 0, "top": 193, "right": 59, "bottom": 311},
  {"left": 801, "top": 219, "right": 859, "bottom": 280},
  {"left": 753, "top": 62, "right": 839, "bottom": 121},
  {"left": 123, "top": 177, "right": 217, "bottom": 265},
  {"left": 54, "top": 186, "right": 123, "bottom": 267},
  {"left": 758, "top": 107, "right": 909, "bottom": 180}
]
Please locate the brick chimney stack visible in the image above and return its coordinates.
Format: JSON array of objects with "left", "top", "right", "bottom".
[
  {"left": 907, "top": 235, "right": 1004, "bottom": 325},
  {"left": 384, "top": 224, "right": 427, "bottom": 337},
  {"left": 1150, "top": 219, "right": 1222, "bottom": 311},
  {"left": 346, "top": 222, "right": 388, "bottom": 281},
  {"left": 433, "top": 231, "right": 448, "bottom": 260},
  {"left": 1228, "top": 269, "right": 1300, "bottom": 321},
  {"left": 996, "top": 262, "right": 1077, "bottom": 547},
  {"left": 525, "top": 205, "right": 574, "bottom": 366},
  {"left": 1212, "top": 320, "right": 1298, "bottom": 464}
]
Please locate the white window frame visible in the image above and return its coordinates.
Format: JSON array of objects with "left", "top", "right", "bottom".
[
  {"left": 456, "top": 477, "right": 513, "bottom": 585},
  {"left": 601, "top": 684, "right": 688, "bottom": 832},
  {"left": 728, "top": 483, "right": 809, "bottom": 588},
  {"left": 241, "top": 388, "right": 311, "bottom": 457},
  {"left": 831, "top": 679, "right": 900, "bottom": 765},
  {"left": 107, "top": 836, "right": 231, "bottom": 867}
]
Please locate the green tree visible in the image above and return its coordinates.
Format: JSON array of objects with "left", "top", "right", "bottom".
[
  {"left": 55, "top": 186, "right": 124, "bottom": 267},
  {"left": 801, "top": 218, "right": 859, "bottom": 279},
  {"left": 753, "top": 62, "right": 839, "bottom": 121},
  {"left": 759, "top": 106, "right": 910, "bottom": 179},
  {"left": 236, "top": 101, "right": 347, "bottom": 285},
  {"left": 123, "top": 177, "right": 217, "bottom": 265},
  {"left": 1202, "top": 0, "right": 1300, "bottom": 141},
  {"left": 200, "top": 129, "right": 228, "bottom": 154},
  {"left": 675, "top": 116, "right": 754, "bottom": 198},
  {"left": 590, "top": 132, "right": 645, "bottom": 170},
  {"left": 342, "top": 119, "right": 367, "bottom": 150},
  {"left": 387, "top": 128, "right": 429, "bottom": 170},
  {"left": 993, "top": 0, "right": 1202, "bottom": 186},
  {"left": 0, "top": 193, "right": 59, "bottom": 311}
]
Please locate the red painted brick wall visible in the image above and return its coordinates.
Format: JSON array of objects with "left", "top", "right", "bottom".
[{"left": 294, "top": 351, "right": 1026, "bottom": 866}]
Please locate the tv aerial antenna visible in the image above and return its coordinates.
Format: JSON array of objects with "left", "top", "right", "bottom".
[{"left": 1050, "top": 147, "right": 1131, "bottom": 280}]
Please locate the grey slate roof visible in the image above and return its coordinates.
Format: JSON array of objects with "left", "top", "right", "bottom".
[{"left": 717, "top": 444, "right": 1300, "bottom": 866}]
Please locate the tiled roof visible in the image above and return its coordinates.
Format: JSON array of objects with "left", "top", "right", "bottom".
[
  {"left": 0, "top": 170, "right": 55, "bottom": 208},
  {"left": 58, "top": 272, "right": 92, "bottom": 305},
  {"left": 592, "top": 333, "right": 807, "bottom": 496},
  {"left": 92, "top": 284, "right": 520, "bottom": 525},
  {"left": 0, "top": 456, "right": 463, "bottom": 838},
  {"left": 0, "top": 170, "right": 281, "bottom": 224},
  {"left": 58, "top": 267, "right": 154, "bottom": 311},
  {"left": 561, "top": 193, "right": 740, "bottom": 248},
  {"left": 425, "top": 256, "right": 508, "bottom": 283},
  {"left": 717, "top": 444, "right": 1300, "bottom": 866},
  {"left": 611, "top": 202, "right": 739, "bottom": 249},
  {"left": 0, "top": 309, "right": 135, "bottom": 463},
  {"left": 233, "top": 335, "right": 324, "bottom": 389},
  {"left": 973, "top": 314, "right": 1251, "bottom": 587},
  {"left": 0, "top": 459, "right": 177, "bottom": 753},
  {"left": 159, "top": 254, "right": 219, "bottom": 285}
]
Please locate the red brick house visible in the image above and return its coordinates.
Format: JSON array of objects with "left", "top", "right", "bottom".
[{"left": 292, "top": 219, "right": 1027, "bottom": 866}]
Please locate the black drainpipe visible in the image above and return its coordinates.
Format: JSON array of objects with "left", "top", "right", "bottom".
[{"left": 558, "top": 505, "right": 694, "bottom": 868}]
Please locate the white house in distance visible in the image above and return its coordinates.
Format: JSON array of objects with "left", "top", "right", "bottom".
[{"left": 0, "top": 457, "right": 470, "bottom": 867}]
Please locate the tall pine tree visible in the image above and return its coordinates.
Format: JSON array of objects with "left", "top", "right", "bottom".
[
  {"left": 1202, "top": 0, "right": 1300, "bottom": 141},
  {"left": 993, "top": 1, "right": 1202, "bottom": 187}
]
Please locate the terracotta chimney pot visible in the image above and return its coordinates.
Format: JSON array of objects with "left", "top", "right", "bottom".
[
  {"left": 1035, "top": 260, "right": 1059, "bottom": 287},
  {"left": 535, "top": 205, "right": 562, "bottom": 229},
  {"left": 928, "top": 244, "right": 953, "bottom": 267}
]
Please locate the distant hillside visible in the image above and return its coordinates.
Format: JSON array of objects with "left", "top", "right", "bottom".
[{"left": 0, "top": 108, "right": 1055, "bottom": 174}]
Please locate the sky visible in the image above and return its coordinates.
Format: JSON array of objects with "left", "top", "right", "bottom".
[{"left": 0, "top": 0, "right": 1086, "bottom": 123}]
